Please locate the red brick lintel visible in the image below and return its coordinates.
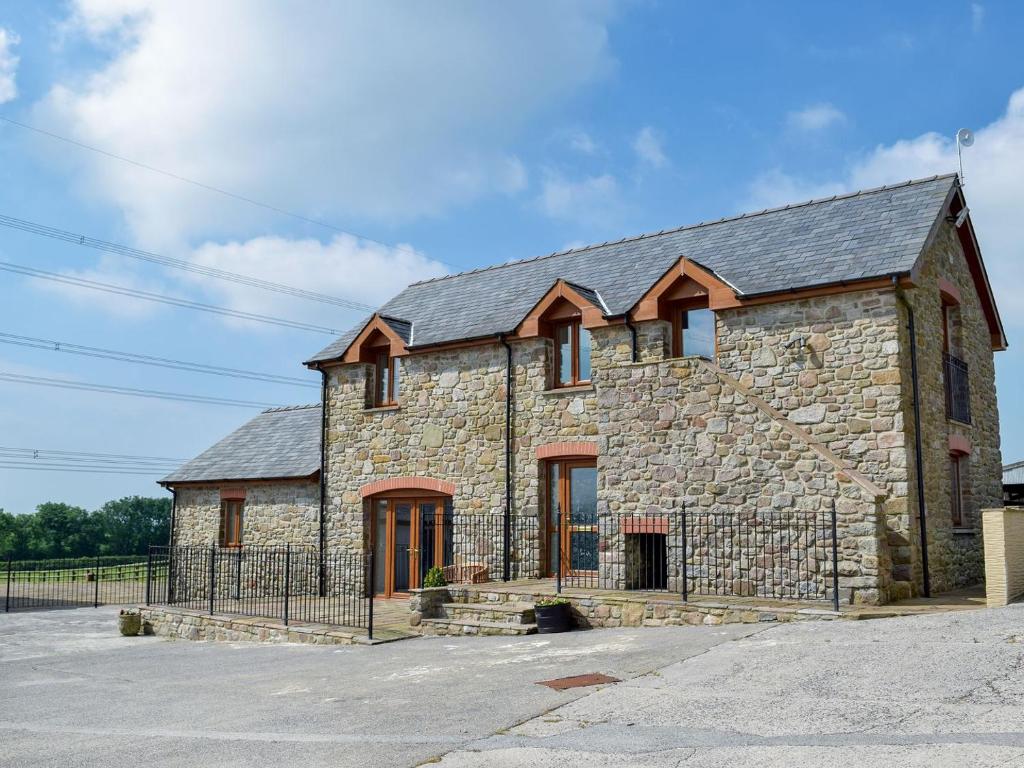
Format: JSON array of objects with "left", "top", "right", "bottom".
[
  {"left": 536, "top": 442, "right": 599, "bottom": 460},
  {"left": 359, "top": 476, "right": 457, "bottom": 498}
]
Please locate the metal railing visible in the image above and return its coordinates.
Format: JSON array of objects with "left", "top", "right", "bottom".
[
  {"left": 147, "top": 545, "right": 373, "bottom": 635},
  {"left": 943, "top": 352, "right": 971, "bottom": 424},
  {"left": 4, "top": 554, "right": 153, "bottom": 612},
  {"left": 551, "top": 506, "right": 841, "bottom": 610},
  {"left": 420, "top": 513, "right": 540, "bottom": 586}
]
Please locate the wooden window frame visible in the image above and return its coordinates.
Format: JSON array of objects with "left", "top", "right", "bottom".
[
  {"left": 219, "top": 500, "right": 244, "bottom": 548},
  {"left": 552, "top": 319, "right": 591, "bottom": 388},
  {"left": 544, "top": 458, "right": 598, "bottom": 577},
  {"left": 950, "top": 454, "right": 964, "bottom": 527},
  {"left": 373, "top": 349, "right": 399, "bottom": 407},
  {"left": 670, "top": 303, "right": 716, "bottom": 359}
]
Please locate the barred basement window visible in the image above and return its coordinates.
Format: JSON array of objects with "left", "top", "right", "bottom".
[{"left": 220, "top": 500, "right": 244, "bottom": 547}]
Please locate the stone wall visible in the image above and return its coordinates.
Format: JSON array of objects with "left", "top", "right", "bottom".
[
  {"left": 982, "top": 507, "right": 1024, "bottom": 607},
  {"left": 901, "top": 222, "right": 1002, "bottom": 592},
  {"left": 172, "top": 480, "right": 320, "bottom": 547}
]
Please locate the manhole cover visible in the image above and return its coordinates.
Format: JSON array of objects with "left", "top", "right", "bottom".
[{"left": 537, "top": 673, "right": 621, "bottom": 690}]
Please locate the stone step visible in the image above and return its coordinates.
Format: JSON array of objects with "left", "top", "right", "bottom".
[
  {"left": 420, "top": 617, "right": 538, "bottom": 637},
  {"left": 443, "top": 602, "right": 535, "bottom": 624}
]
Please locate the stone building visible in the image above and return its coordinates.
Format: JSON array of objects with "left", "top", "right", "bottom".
[
  {"left": 161, "top": 405, "right": 322, "bottom": 548},
  {"left": 165, "top": 174, "right": 1006, "bottom": 605}
]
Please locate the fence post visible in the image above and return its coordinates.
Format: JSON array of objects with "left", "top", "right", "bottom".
[
  {"left": 283, "top": 544, "right": 291, "bottom": 626},
  {"left": 367, "top": 550, "right": 374, "bottom": 641},
  {"left": 234, "top": 548, "right": 242, "bottom": 601},
  {"left": 831, "top": 500, "right": 840, "bottom": 613},
  {"left": 681, "top": 503, "right": 688, "bottom": 602},
  {"left": 145, "top": 547, "right": 153, "bottom": 606},
  {"left": 208, "top": 545, "right": 215, "bottom": 615},
  {"left": 166, "top": 546, "right": 174, "bottom": 605},
  {"left": 4, "top": 555, "right": 11, "bottom": 612},
  {"left": 93, "top": 554, "right": 101, "bottom": 608},
  {"left": 554, "top": 515, "right": 562, "bottom": 595}
]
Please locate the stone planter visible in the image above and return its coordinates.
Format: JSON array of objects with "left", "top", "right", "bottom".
[
  {"left": 118, "top": 611, "right": 142, "bottom": 637},
  {"left": 535, "top": 602, "right": 573, "bottom": 634}
]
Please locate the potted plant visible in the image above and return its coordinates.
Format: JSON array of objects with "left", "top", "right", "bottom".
[
  {"left": 422, "top": 566, "right": 447, "bottom": 588},
  {"left": 534, "top": 597, "right": 573, "bottom": 634},
  {"left": 118, "top": 609, "right": 142, "bottom": 637}
]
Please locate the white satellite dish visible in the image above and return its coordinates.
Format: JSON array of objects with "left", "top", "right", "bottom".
[{"left": 955, "top": 128, "right": 975, "bottom": 185}]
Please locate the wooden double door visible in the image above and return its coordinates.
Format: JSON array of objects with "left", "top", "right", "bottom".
[
  {"left": 545, "top": 459, "right": 598, "bottom": 577},
  {"left": 371, "top": 496, "right": 452, "bottom": 598}
]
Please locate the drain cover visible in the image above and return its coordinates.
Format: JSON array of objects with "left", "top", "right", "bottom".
[{"left": 537, "top": 673, "right": 621, "bottom": 690}]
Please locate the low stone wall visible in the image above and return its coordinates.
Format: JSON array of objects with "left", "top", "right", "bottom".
[
  {"left": 982, "top": 508, "right": 1024, "bottom": 607},
  {"left": 422, "top": 585, "right": 841, "bottom": 627},
  {"left": 139, "top": 606, "right": 371, "bottom": 645}
]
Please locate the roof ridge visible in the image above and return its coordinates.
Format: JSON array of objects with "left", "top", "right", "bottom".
[
  {"left": 262, "top": 403, "right": 321, "bottom": 413},
  {"left": 408, "top": 173, "right": 958, "bottom": 288}
]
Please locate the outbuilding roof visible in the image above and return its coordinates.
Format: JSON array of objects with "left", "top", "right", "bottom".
[
  {"left": 1004, "top": 461, "right": 1024, "bottom": 486},
  {"left": 160, "top": 404, "right": 321, "bottom": 485},
  {"left": 307, "top": 174, "right": 997, "bottom": 365}
]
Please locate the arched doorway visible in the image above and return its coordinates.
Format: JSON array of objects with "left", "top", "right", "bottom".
[{"left": 366, "top": 490, "right": 454, "bottom": 598}]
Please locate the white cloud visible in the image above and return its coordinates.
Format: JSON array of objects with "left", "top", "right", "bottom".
[
  {"left": 786, "top": 103, "right": 846, "bottom": 133},
  {"left": 537, "top": 171, "right": 620, "bottom": 226},
  {"left": 632, "top": 126, "right": 668, "bottom": 168},
  {"left": 36, "top": 1, "right": 616, "bottom": 247},
  {"left": 568, "top": 131, "right": 600, "bottom": 155},
  {"left": 0, "top": 27, "right": 20, "bottom": 104},
  {"left": 972, "top": 3, "right": 985, "bottom": 33},
  {"left": 184, "top": 234, "right": 447, "bottom": 326},
  {"left": 745, "top": 86, "right": 1024, "bottom": 327}
]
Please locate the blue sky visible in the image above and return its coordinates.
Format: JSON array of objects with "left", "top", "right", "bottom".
[{"left": 1, "top": 1, "right": 1023, "bottom": 513}]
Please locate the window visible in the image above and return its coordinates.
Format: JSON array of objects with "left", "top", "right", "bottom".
[
  {"left": 950, "top": 455, "right": 964, "bottom": 527},
  {"left": 553, "top": 320, "right": 591, "bottom": 387},
  {"left": 671, "top": 307, "right": 715, "bottom": 359},
  {"left": 374, "top": 350, "right": 400, "bottom": 407},
  {"left": 219, "top": 500, "right": 244, "bottom": 547}
]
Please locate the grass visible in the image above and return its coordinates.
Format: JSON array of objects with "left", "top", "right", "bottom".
[{"left": 9, "top": 561, "right": 164, "bottom": 583}]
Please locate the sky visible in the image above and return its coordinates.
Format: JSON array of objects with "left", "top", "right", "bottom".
[{"left": 1, "top": 1, "right": 1023, "bottom": 514}]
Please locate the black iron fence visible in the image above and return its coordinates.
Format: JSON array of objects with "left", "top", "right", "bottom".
[
  {"left": 148, "top": 545, "right": 372, "bottom": 634},
  {"left": 4, "top": 554, "right": 152, "bottom": 612},
  {"left": 550, "top": 506, "right": 841, "bottom": 610},
  {"left": 943, "top": 352, "right": 971, "bottom": 424},
  {"left": 420, "top": 513, "right": 540, "bottom": 587}
]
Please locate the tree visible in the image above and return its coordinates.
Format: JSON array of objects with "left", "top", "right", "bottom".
[
  {"left": 94, "top": 496, "right": 171, "bottom": 555},
  {"left": 32, "top": 502, "right": 98, "bottom": 558}
]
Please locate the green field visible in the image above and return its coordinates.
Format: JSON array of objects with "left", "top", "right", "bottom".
[{"left": 9, "top": 561, "right": 162, "bottom": 583}]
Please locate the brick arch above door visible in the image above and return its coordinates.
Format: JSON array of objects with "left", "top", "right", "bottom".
[
  {"left": 536, "top": 441, "right": 599, "bottom": 460},
  {"left": 358, "top": 476, "right": 457, "bottom": 498}
]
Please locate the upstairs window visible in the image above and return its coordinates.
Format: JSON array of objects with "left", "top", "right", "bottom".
[
  {"left": 374, "top": 349, "right": 400, "bottom": 407},
  {"left": 671, "top": 306, "right": 715, "bottom": 359},
  {"left": 949, "top": 454, "right": 964, "bottom": 527},
  {"left": 554, "top": 320, "right": 592, "bottom": 387},
  {"left": 219, "top": 500, "right": 244, "bottom": 548}
]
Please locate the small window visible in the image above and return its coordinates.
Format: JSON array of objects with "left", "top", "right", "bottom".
[
  {"left": 220, "top": 500, "right": 244, "bottom": 547},
  {"left": 374, "top": 350, "right": 400, "bottom": 407},
  {"left": 950, "top": 455, "right": 964, "bottom": 527},
  {"left": 553, "top": 320, "right": 591, "bottom": 387},
  {"left": 672, "top": 307, "right": 715, "bottom": 359}
]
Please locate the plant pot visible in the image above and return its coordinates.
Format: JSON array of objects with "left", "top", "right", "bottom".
[
  {"left": 535, "top": 602, "right": 573, "bottom": 634},
  {"left": 118, "top": 612, "right": 142, "bottom": 637}
]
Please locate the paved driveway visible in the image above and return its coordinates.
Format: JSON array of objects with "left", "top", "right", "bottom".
[
  {"left": 437, "top": 603, "right": 1024, "bottom": 767},
  {"left": 0, "top": 607, "right": 759, "bottom": 767}
]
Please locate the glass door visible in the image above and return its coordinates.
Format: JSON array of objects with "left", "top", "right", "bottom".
[
  {"left": 545, "top": 460, "right": 598, "bottom": 578},
  {"left": 372, "top": 497, "right": 451, "bottom": 598}
]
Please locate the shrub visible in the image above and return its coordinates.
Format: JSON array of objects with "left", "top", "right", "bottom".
[
  {"left": 422, "top": 566, "right": 447, "bottom": 588},
  {"left": 535, "top": 597, "right": 570, "bottom": 607}
]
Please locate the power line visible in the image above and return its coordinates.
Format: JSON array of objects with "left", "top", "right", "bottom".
[
  {"left": 0, "top": 114, "right": 454, "bottom": 267},
  {"left": 0, "top": 261, "right": 342, "bottom": 335},
  {"left": 0, "top": 462, "right": 172, "bottom": 476},
  {"left": 0, "top": 213, "right": 376, "bottom": 312},
  {"left": 0, "top": 331, "right": 319, "bottom": 388},
  {"left": 0, "top": 445, "right": 185, "bottom": 463},
  {"left": 0, "top": 371, "right": 283, "bottom": 408}
]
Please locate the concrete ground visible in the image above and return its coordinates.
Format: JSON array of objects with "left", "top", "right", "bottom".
[{"left": 2, "top": 604, "right": 1023, "bottom": 767}]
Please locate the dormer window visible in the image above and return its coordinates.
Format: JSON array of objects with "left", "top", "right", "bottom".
[
  {"left": 374, "top": 349, "right": 400, "bottom": 407},
  {"left": 671, "top": 306, "right": 715, "bottom": 359},
  {"left": 554, "top": 319, "right": 592, "bottom": 387}
]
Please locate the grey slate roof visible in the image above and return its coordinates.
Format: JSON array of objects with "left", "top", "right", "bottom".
[
  {"left": 307, "top": 175, "right": 957, "bottom": 363},
  {"left": 161, "top": 404, "right": 321, "bottom": 485},
  {"left": 1004, "top": 461, "right": 1024, "bottom": 486}
]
